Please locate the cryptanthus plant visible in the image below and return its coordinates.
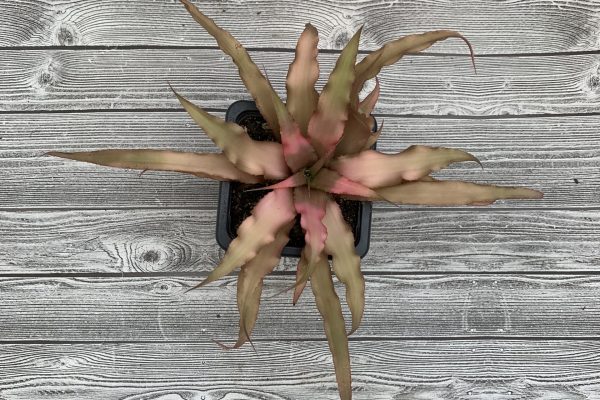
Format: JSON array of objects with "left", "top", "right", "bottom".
[{"left": 49, "top": 1, "right": 543, "bottom": 398}]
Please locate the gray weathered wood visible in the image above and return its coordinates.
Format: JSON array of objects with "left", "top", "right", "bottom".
[
  {"left": 1, "top": 341, "right": 600, "bottom": 399},
  {"left": 2, "top": 49, "right": 600, "bottom": 114},
  {"left": 2, "top": 275, "right": 600, "bottom": 341},
  {"left": 2, "top": 112, "right": 595, "bottom": 208},
  {"left": 1, "top": 0, "right": 599, "bottom": 54},
  {"left": 0, "top": 209, "right": 598, "bottom": 274},
  {"left": 1, "top": 1, "right": 599, "bottom": 398}
]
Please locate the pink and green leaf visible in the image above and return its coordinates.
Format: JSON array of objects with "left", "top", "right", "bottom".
[
  {"left": 363, "top": 120, "right": 383, "bottom": 150},
  {"left": 271, "top": 91, "right": 318, "bottom": 172},
  {"left": 311, "top": 168, "right": 380, "bottom": 201},
  {"left": 331, "top": 145, "right": 481, "bottom": 188},
  {"left": 173, "top": 89, "right": 290, "bottom": 179},
  {"left": 307, "top": 27, "right": 362, "bottom": 157},
  {"left": 333, "top": 107, "right": 373, "bottom": 156},
  {"left": 377, "top": 180, "right": 543, "bottom": 206},
  {"left": 353, "top": 30, "right": 475, "bottom": 96},
  {"left": 293, "top": 187, "right": 328, "bottom": 267},
  {"left": 179, "top": 0, "right": 281, "bottom": 136},
  {"left": 323, "top": 199, "right": 365, "bottom": 335},
  {"left": 358, "top": 77, "right": 380, "bottom": 117},
  {"left": 311, "top": 258, "right": 352, "bottom": 400},
  {"left": 245, "top": 171, "right": 307, "bottom": 192},
  {"left": 286, "top": 23, "right": 320, "bottom": 134},
  {"left": 190, "top": 188, "right": 296, "bottom": 289},
  {"left": 224, "top": 222, "right": 293, "bottom": 349},
  {"left": 47, "top": 149, "right": 261, "bottom": 184},
  {"left": 292, "top": 250, "right": 309, "bottom": 305}
]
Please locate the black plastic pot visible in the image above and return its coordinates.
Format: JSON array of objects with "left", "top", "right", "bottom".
[{"left": 216, "top": 100, "right": 374, "bottom": 258}]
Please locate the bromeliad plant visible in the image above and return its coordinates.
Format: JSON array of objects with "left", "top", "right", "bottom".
[{"left": 49, "top": 1, "right": 543, "bottom": 399}]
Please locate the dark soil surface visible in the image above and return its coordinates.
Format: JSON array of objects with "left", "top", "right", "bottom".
[{"left": 227, "top": 111, "right": 362, "bottom": 248}]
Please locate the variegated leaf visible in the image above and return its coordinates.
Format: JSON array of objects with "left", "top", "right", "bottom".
[
  {"left": 312, "top": 168, "right": 380, "bottom": 201},
  {"left": 334, "top": 107, "right": 373, "bottom": 156},
  {"left": 377, "top": 180, "right": 543, "bottom": 205},
  {"left": 358, "top": 77, "right": 380, "bottom": 117},
  {"left": 323, "top": 199, "right": 364, "bottom": 335},
  {"left": 363, "top": 120, "right": 383, "bottom": 150},
  {"left": 47, "top": 150, "right": 261, "bottom": 183},
  {"left": 292, "top": 250, "right": 309, "bottom": 305},
  {"left": 173, "top": 89, "right": 289, "bottom": 179},
  {"left": 353, "top": 30, "right": 475, "bottom": 96},
  {"left": 331, "top": 146, "right": 480, "bottom": 188},
  {"left": 311, "top": 258, "right": 352, "bottom": 400},
  {"left": 189, "top": 188, "right": 296, "bottom": 289},
  {"left": 307, "top": 27, "right": 362, "bottom": 157},
  {"left": 271, "top": 92, "right": 318, "bottom": 172},
  {"left": 225, "top": 222, "right": 293, "bottom": 349},
  {"left": 293, "top": 187, "right": 328, "bottom": 267},
  {"left": 180, "top": 0, "right": 281, "bottom": 135},
  {"left": 286, "top": 23, "right": 320, "bottom": 134}
]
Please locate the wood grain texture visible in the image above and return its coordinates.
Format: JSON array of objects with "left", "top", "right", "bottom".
[
  {"left": 0, "top": 209, "right": 598, "bottom": 274},
  {"left": 2, "top": 275, "right": 600, "bottom": 341},
  {"left": 2, "top": 49, "right": 600, "bottom": 114},
  {"left": 1, "top": 0, "right": 600, "bottom": 54},
  {"left": 1, "top": 341, "right": 600, "bottom": 400},
  {"left": 2, "top": 112, "right": 596, "bottom": 208}
]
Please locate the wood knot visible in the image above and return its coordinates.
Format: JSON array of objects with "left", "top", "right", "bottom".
[
  {"left": 34, "top": 59, "right": 60, "bottom": 91},
  {"left": 54, "top": 22, "right": 80, "bottom": 46},
  {"left": 330, "top": 27, "right": 350, "bottom": 49},
  {"left": 143, "top": 250, "right": 160, "bottom": 263},
  {"left": 584, "top": 63, "right": 600, "bottom": 96}
]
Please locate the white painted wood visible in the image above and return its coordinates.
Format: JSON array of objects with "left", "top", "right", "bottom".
[
  {"left": 2, "top": 49, "right": 600, "bottom": 114},
  {"left": 0, "top": 209, "right": 598, "bottom": 274},
  {"left": 1, "top": 0, "right": 599, "bottom": 54},
  {"left": 2, "top": 275, "right": 600, "bottom": 340},
  {"left": 1, "top": 341, "right": 600, "bottom": 400}
]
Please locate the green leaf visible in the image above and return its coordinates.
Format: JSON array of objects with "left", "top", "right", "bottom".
[{"left": 47, "top": 150, "right": 261, "bottom": 183}]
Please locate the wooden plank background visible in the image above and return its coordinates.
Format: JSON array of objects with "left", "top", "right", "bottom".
[{"left": 1, "top": 0, "right": 599, "bottom": 399}]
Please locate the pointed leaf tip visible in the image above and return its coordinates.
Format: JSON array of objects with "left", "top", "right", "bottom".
[
  {"left": 307, "top": 27, "right": 362, "bottom": 157},
  {"left": 377, "top": 180, "right": 543, "bottom": 206},
  {"left": 173, "top": 89, "right": 289, "bottom": 179},
  {"left": 324, "top": 199, "right": 364, "bottom": 335},
  {"left": 331, "top": 145, "right": 482, "bottom": 188},
  {"left": 230, "top": 222, "right": 293, "bottom": 349},
  {"left": 353, "top": 30, "right": 475, "bottom": 96},
  {"left": 311, "top": 259, "right": 352, "bottom": 400},
  {"left": 286, "top": 23, "right": 320, "bottom": 134},
  {"left": 179, "top": 0, "right": 281, "bottom": 135},
  {"left": 48, "top": 149, "right": 261, "bottom": 183},
  {"left": 197, "top": 188, "right": 296, "bottom": 288}
]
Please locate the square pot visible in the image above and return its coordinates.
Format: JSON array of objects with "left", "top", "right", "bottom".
[{"left": 216, "top": 100, "right": 374, "bottom": 258}]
